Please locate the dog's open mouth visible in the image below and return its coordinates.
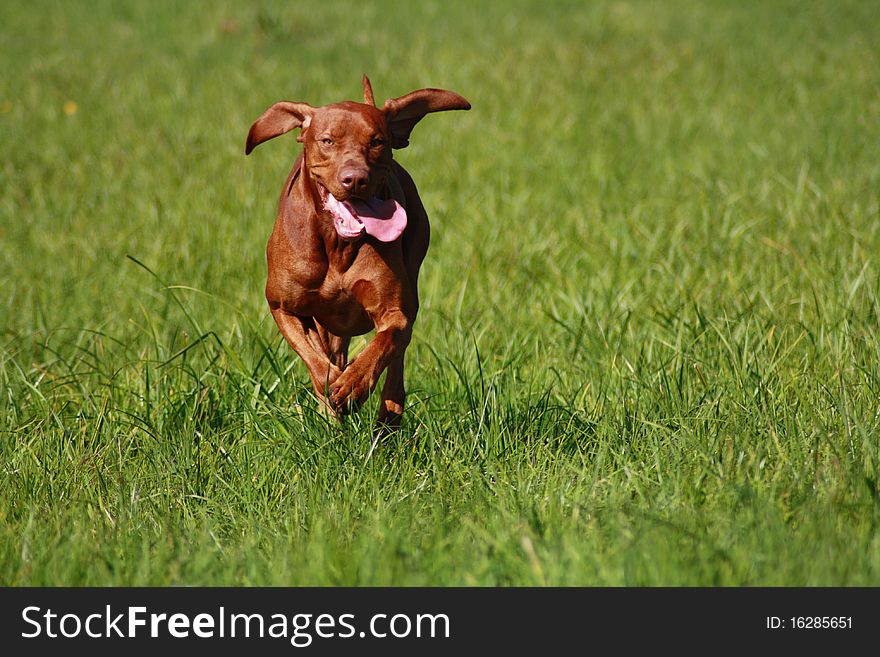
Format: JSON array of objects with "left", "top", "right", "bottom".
[{"left": 319, "top": 185, "right": 407, "bottom": 242}]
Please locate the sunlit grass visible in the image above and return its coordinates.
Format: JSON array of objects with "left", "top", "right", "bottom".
[{"left": 1, "top": 0, "right": 879, "bottom": 585}]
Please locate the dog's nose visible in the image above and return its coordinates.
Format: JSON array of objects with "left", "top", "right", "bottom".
[{"left": 339, "top": 167, "right": 370, "bottom": 195}]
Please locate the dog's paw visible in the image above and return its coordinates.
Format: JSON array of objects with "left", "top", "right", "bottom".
[
  {"left": 329, "top": 369, "right": 371, "bottom": 412},
  {"left": 326, "top": 363, "right": 344, "bottom": 386},
  {"left": 373, "top": 398, "right": 403, "bottom": 438},
  {"left": 373, "top": 415, "right": 401, "bottom": 439}
]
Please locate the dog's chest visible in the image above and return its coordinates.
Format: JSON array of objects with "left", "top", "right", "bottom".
[
  {"left": 313, "top": 269, "right": 371, "bottom": 333},
  {"left": 275, "top": 259, "right": 383, "bottom": 336}
]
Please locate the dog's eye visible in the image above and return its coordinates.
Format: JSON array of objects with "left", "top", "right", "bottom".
[{"left": 370, "top": 137, "right": 385, "bottom": 149}]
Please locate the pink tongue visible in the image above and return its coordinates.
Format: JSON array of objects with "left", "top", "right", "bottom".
[
  {"left": 347, "top": 198, "right": 407, "bottom": 242},
  {"left": 324, "top": 192, "right": 407, "bottom": 242}
]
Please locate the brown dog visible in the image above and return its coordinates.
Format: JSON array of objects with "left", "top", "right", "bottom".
[{"left": 245, "top": 76, "right": 470, "bottom": 433}]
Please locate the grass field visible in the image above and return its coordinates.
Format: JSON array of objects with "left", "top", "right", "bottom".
[{"left": 2, "top": 0, "right": 879, "bottom": 586}]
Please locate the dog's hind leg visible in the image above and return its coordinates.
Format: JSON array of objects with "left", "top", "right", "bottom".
[{"left": 315, "top": 322, "right": 350, "bottom": 374}]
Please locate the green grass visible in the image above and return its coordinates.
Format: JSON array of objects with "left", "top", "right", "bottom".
[{"left": 2, "top": 0, "right": 880, "bottom": 585}]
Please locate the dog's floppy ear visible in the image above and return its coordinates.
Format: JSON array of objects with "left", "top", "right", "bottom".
[
  {"left": 381, "top": 88, "right": 470, "bottom": 149},
  {"left": 245, "top": 102, "right": 314, "bottom": 155}
]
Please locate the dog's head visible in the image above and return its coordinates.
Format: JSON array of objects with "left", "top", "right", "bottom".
[{"left": 245, "top": 76, "right": 470, "bottom": 206}]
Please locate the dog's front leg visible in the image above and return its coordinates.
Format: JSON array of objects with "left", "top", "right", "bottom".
[
  {"left": 328, "top": 308, "right": 411, "bottom": 412},
  {"left": 270, "top": 308, "right": 344, "bottom": 414}
]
